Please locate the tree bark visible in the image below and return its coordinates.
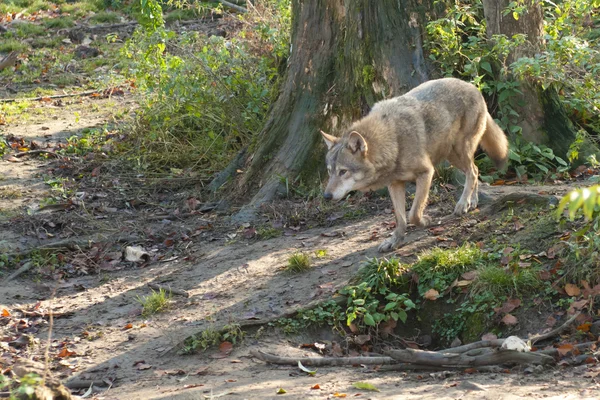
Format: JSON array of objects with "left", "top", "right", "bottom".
[
  {"left": 482, "top": 0, "right": 576, "bottom": 157},
  {"left": 232, "top": 0, "right": 431, "bottom": 221}
]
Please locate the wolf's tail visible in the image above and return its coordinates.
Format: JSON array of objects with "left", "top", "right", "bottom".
[{"left": 480, "top": 113, "right": 509, "bottom": 170}]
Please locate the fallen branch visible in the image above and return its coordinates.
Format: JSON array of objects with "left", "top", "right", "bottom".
[
  {"left": 12, "top": 150, "right": 62, "bottom": 158},
  {"left": 148, "top": 283, "right": 189, "bottom": 298},
  {"left": 537, "top": 341, "right": 596, "bottom": 356},
  {"left": 529, "top": 311, "right": 582, "bottom": 344},
  {"left": 217, "top": 0, "right": 247, "bottom": 12},
  {"left": 384, "top": 347, "right": 554, "bottom": 367},
  {"left": 250, "top": 349, "right": 394, "bottom": 366},
  {"left": 4, "top": 262, "right": 33, "bottom": 283},
  {"left": 0, "top": 90, "right": 99, "bottom": 103},
  {"left": 64, "top": 379, "right": 109, "bottom": 389}
]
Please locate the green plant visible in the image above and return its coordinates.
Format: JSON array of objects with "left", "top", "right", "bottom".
[
  {"left": 120, "top": 0, "right": 290, "bottom": 174},
  {"left": 286, "top": 252, "right": 311, "bottom": 273},
  {"left": 256, "top": 226, "right": 281, "bottom": 239},
  {"left": 433, "top": 291, "right": 499, "bottom": 345},
  {"left": 136, "top": 288, "right": 171, "bottom": 317},
  {"left": 411, "top": 243, "right": 486, "bottom": 297},
  {"left": 43, "top": 16, "right": 75, "bottom": 29},
  {"left": 89, "top": 11, "right": 121, "bottom": 24},
  {"left": 181, "top": 326, "right": 221, "bottom": 353},
  {"left": 472, "top": 264, "right": 542, "bottom": 297},
  {"left": 506, "top": 137, "right": 569, "bottom": 181},
  {"left": 221, "top": 323, "right": 245, "bottom": 344},
  {"left": 0, "top": 372, "right": 45, "bottom": 399},
  {"left": 272, "top": 300, "right": 344, "bottom": 334}
]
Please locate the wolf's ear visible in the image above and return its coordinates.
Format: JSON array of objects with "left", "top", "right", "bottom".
[
  {"left": 320, "top": 130, "right": 338, "bottom": 150},
  {"left": 347, "top": 131, "right": 368, "bottom": 156}
]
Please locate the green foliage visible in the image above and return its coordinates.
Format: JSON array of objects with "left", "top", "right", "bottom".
[
  {"left": 89, "top": 11, "right": 121, "bottom": 24},
  {"left": 286, "top": 252, "right": 311, "bottom": 273},
  {"left": 181, "top": 323, "right": 245, "bottom": 353},
  {"left": 556, "top": 185, "right": 600, "bottom": 284},
  {"left": 426, "top": 0, "right": 600, "bottom": 178},
  {"left": 122, "top": 0, "right": 290, "bottom": 173},
  {"left": 136, "top": 288, "right": 172, "bottom": 317},
  {"left": 505, "top": 137, "right": 569, "bottom": 181},
  {"left": 472, "top": 264, "right": 542, "bottom": 297},
  {"left": 43, "top": 16, "right": 75, "bottom": 29},
  {"left": 341, "top": 258, "right": 414, "bottom": 330},
  {"left": 433, "top": 291, "right": 499, "bottom": 345},
  {"left": 272, "top": 300, "right": 344, "bottom": 334},
  {"left": 0, "top": 372, "right": 44, "bottom": 400}
]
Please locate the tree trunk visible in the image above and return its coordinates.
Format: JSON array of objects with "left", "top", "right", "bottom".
[
  {"left": 232, "top": 0, "right": 431, "bottom": 222},
  {"left": 482, "top": 0, "right": 576, "bottom": 158}
]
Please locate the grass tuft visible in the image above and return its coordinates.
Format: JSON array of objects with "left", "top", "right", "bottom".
[
  {"left": 286, "top": 252, "right": 311, "bottom": 273},
  {"left": 136, "top": 288, "right": 171, "bottom": 317}
]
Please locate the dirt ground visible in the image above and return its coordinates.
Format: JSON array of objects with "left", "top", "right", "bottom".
[{"left": 2, "top": 91, "right": 600, "bottom": 399}]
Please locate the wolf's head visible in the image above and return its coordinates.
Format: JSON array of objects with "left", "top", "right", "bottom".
[{"left": 321, "top": 130, "right": 376, "bottom": 201}]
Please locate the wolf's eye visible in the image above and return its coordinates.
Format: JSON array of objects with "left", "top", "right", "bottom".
[{"left": 338, "top": 169, "right": 347, "bottom": 177}]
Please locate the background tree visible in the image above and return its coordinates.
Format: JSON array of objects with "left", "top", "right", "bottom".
[
  {"left": 229, "top": 0, "right": 432, "bottom": 221},
  {"left": 482, "top": 0, "right": 577, "bottom": 157}
]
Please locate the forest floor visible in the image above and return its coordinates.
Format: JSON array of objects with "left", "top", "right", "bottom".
[{"left": 2, "top": 4, "right": 600, "bottom": 400}]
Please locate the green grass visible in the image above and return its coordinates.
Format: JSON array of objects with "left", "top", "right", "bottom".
[
  {"left": 472, "top": 265, "right": 543, "bottom": 297},
  {"left": 136, "top": 288, "right": 171, "bottom": 317},
  {"left": 286, "top": 253, "right": 311, "bottom": 273},
  {"left": 43, "top": 16, "right": 75, "bottom": 29},
  {"left": 164, "top": 8, "right": 206, "bottom": 23},
  {"left": 89, "top": 10, "right": 121, "bottom": 24},
  {"left": 0, "top": 39, "right": 29, "bottom": 53},
  {"left": 411, "top": 243, "right": 486, "bottom": 296},
  {"left": 30, "top": 36, "right": 62, "bottom": 49},
  {"left": 14, "top": 22, "right": 46, "bottom": 38}
]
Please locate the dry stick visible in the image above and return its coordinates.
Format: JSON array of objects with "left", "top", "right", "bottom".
[
  {"left": 64, "top": 379, "right": 109, "bottom": 389},
  {"left": 529, "top": 311, "right": 582, "bottom": 344},
  {"left": 0, "top": 90, "right": 99, "bottom": 103},
  {"left": 384, "top": 348, "right": 555, "bottom": 367},
  {"left": 250, "top": 349, "right": 395, "bottom": 366},
  {"left": 4, "top": 262, "right": 33, "bottom": 283},
  {"left": 217, "top": 0, "right": 248, "bottom": 12},
  {"left": 537, "top": 341, "right": 596, "bottom": 356},
  {"left": 148, "top": 283, "right": 189, "bottom": 298},
  {"left": 12, "top": 150, "right": 62, "bottom": 158}
]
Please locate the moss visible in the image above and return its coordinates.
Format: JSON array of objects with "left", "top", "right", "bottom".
[{"left": 461, "top": 312, "right": 487, "bottom": 343}]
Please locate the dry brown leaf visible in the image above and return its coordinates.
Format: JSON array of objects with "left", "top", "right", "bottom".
[
  {"left": 1, "top": 309, "right": 11, "bottom": 317},
  {"left": 557, "top": 344, "right": 574, "bottom": 356},
  {"left": 311, "top": 384, "right": 321, "bottom": 390},
  {"left": 501, "top": 314, "right": 518, "bottom": 326},
  {"left": 57, "top": 347, "right": 77, "bottom": 358},
  {"left": 565, "top": 284, "right": 581, "bottom": 297},
  {"left": 423, "top": 288, "right": 439, "bottom": 301},
  {"left": 219, "top": 341, "right": 233, "bottom": 355}
]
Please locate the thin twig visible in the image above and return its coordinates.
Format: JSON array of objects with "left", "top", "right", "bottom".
[
  {"left": 0, "top": 90, "right": 99, "bottom": 103},
  {"left": 4, "top": 262, "right": 33, "bottom": 283},
  {"left": 148, "top": 283, "right": 189, "bottom": 298},
  {"left": 530, "top": 311, "right": 582, "bottom": 345},
  {"left": 12, "top": 150, "right": 62, "bottom": 158},
  {"left": 217, "top": 0, "right": 248, "bottom": 13}
]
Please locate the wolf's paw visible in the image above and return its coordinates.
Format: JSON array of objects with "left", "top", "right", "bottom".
[
  {"left": 378, "top": 234, "right": 404, "bottom": 253},
  {"left": 453, "top": 200, "right": 470, "bottom": 216}
]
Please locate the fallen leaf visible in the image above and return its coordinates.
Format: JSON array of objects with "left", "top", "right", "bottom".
[
  {"left": 333, "top": 393, "right": 347, "bottom": 398},
  {"left": 495, "top": 299, "right": 521, "bottom": 314},
  {"left": 557, "top": 344, "right": 574, "bottom": 356},
  {"left": 277, "top": 388, "right": 287, "bottom": 394},
  {"left": 423, "top": 288, "right": 439, "bottom": 301},
  {"left": 501, "top": 314, "right": 518, "bottom": 326},
  {"left": 565, "top": 284, "right": 581, "bottom": 297},
  {"left": 352, "top": 382, "right": 380, "bottom": 392},
  {"left": 183, "top": 384, "right": 204, "bottom": 389},
  {"left": 194, "top": 367, "right": 209, "bottom": 375},
  {"left": 429, "top": 226, "right": 445, "bottom": 235},
  {"left": 1, "top": 309, "right": 11, "bottom": 317},
  {"left": 123, "top": 323, "right": 133, "bottom": 330},
  {"left": 219, "top": 341, "right": 233, "bottom": 355},
  {"left": 481, "top": 333, "right": 498, "bottom": 341},
  {"left": 57, "top": 347, "right": 77, "bottom": 358},
  {"left": 298, "top": 361, "right": 317, "bottom": 376},
  {"left": 577, "top": 322, "right": 592, "bottom": 332},
  {"left": 546, "top": 315, "right": 557, "bottom": 327},
  {"left": 311, "top": 384, "right": 321, "bottom": 390}
]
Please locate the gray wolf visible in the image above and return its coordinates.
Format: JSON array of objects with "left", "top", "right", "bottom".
[{"left": 321, "top": 78, "right": 508, "bottom": 252}]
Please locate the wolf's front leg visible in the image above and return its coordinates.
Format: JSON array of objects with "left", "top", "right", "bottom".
[{"left": 378, "top": 181, "right": 406, "bottom": 252}]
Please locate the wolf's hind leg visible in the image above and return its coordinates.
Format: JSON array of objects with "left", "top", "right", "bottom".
[
  {"left": 408, "top": 168, "right": 434, "bottom": 227},
  {"left": 379, "top": 181, "right": 406, "bottom": 252}
]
